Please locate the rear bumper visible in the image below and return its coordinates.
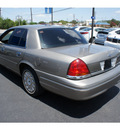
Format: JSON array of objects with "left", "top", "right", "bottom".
[
  {"left": 95, "top": 38, "right": 105, "bottom": 45},
  {"left": 36, "top": 65, "right": 120, "bottom": 100}
]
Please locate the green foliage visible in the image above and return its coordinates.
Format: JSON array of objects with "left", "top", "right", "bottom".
[
  {"left": 0, "top": 17, "right": 27, "bottom": 29},
  {"left": 15, "top": 19, "right": 27, "bottom": 26},
  {"left": 22, "top": 20, "right": 27, "bottom": 25},
  {"left": 29, "top": 22, "right": 38, "bottom": 25},
  {"left": 106, "top": 19, "right": 120, "bottom": 27},
  {"left": 70, "top": 20, "right": 78, "bottom": 25},
  {"left": 39, "top": 21, "right": 46, "bottom": 24},
  {"left": 0, "top": 16, "right": 120, "bottom": 29},
  {"left": 58, "top": 20, "right": 68, "bottom": 25},
  {"left": 2, "top": 18, "right": 15, "bottom": 29}
]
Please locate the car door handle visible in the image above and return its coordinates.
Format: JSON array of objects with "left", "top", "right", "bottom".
[{"left": 16, "top": 52, "right": 22, "bottom": 57}]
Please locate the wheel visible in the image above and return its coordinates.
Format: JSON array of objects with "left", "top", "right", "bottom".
[{"left": 22, "top": 67, "right": 44, "bottom": 97}]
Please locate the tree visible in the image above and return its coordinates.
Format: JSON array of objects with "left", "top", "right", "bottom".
[
  {"left": 0, "top": 17, "right": 3, "bottom": 28},
  {"left": 21, "top": 20, "right": 27, "bottom": 25},
  {"left": 58, "top": 20, "right": 68, "bottom": 25},
  {"left": 1, "top": 18, "right": 15, "bottom": 29},
  {"left": 71, "top": 20, "right": 78, "bottom": 25},
  {"left": 39, "top": 21, "right": 46, "bottom": 24},
  {"left": 15, "top": 19, "right": 27, "bottom": 26},
  {"left": 0, "top": 17, "right": 27, "bottom": 29},
  {"left": 29, "top": 22, "right": 38, "bottom": 25},
  {"left": 106, "top": 19, "right": 120, "bottom": 27}
]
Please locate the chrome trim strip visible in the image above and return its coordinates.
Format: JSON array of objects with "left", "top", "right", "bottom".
[{"left": 66, "top": 74, "right": 91, "bottom": 80}]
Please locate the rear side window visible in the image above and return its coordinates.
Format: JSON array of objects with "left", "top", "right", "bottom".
[
  {"left": 79, "top": 27, "right": 86, "bottom": 30},
  {"left": 83, "top": 28, "right": 91, "bottom": 31},
  {"left": 38, "top": 28, "right": 88, "bottom": 48},
  {"left": 19, "top": 30, "right": 27, "bottom": 47},
  {"left": 105, "top": 28, "right": 116, "bottom": 32},
  {"left": 115, "top": 30, "right": 120, "bottom": 35},
  {"left": 8, "top": 28, "right": 27, "bottom": 47},
  {"left": 95, "top": 28, "right": 105, "bottom": 32}
]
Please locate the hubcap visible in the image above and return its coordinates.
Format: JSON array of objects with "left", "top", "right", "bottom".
[{"left": 23, "top": 70, "right": 36, "bottom": 94}]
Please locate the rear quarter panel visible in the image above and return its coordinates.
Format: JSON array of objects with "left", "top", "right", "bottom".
[{"left": 23, "top": 49, "right": 75, "bottom": 78}]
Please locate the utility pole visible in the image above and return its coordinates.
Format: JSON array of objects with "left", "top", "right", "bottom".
[
  {"left": 51, "top": 8, "right": 53, "bottom": 25},
  {"left": 0, "top": 8, "right": 1, "bottom": 18},
  {"left": 30, "top": 8, "right": 33, "bottom": 23},
  {"left": 91, "top": 7, "right": 95, "bottom": 44},
  {"left": 16, "top": 15, "right": 22, "bottom": 25}
]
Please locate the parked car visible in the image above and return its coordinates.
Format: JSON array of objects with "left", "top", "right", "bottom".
[
  {"left": 0, "top": 25, "right": 120, "bottom": 100},
  {"left": 104, "top": 34, "right": 120, "bottom": 49},
  {"left": 79, "top": 27, "right": 106, "bottom": 42},
  {"left": 95, "top": 28, "right": 120, "bottom": 45},
  {"left": 72, "top": 26, "right": 87, "bottom": 31}
]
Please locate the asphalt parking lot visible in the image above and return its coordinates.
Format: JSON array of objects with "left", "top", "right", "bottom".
[{"left": 0, "top": 64, "right": 120, "bottom": 122}]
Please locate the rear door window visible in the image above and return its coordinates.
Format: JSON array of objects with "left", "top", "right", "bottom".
[
  {"left": 8, "top": 28, "right": 27, "bottom": 47},
  {"left": 19, "top": 29, "right": 27, "bottom": 47}
]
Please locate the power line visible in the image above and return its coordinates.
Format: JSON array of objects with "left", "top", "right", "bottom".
[
  {"left": 32, "top": 8, "right": 73, "bottom": 16},
  {"left": 53, "top": 8, "right": 73, "bottom": 13}
]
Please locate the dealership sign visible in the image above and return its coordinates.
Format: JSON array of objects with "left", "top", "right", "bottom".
[{"left": 45, "top": 8, "right": 52, "bottom": 14}]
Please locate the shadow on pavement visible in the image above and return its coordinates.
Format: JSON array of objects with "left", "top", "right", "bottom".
[
  {"left": 37, "top": 86, "right": 119, "bottom": 118},
  {"left": 0, "top": 65, "right": 119, "bottom": 118}
]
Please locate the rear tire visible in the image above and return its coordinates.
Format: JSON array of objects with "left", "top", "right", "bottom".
[{"left": 22, "top": 67, "right": 44, "bottom": 97}]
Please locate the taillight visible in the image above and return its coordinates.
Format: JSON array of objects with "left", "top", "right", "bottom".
[
  {"left": 80, "top": 32, "right": 89, "bottom": 34},
  {"left": 67, "top": 59, "right": 90, "bottom": 77},
  {"left": 106, "top": 37, "right": 108, "bottom": 41}
]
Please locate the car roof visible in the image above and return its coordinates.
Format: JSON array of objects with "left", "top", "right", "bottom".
[{"left": 10, "top": 25, "right": 66, "bottom": 30}]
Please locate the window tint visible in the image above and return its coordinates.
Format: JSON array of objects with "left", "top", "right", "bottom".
[
  {"left": 38, "top": 28, "right": 88, "bottom": 48},
  {"left": 79, "top": 27, "right": 86, "bottom": 30},
  {"left": 8, "top": 28, "right": 27, "bottom": 47},
  {"left": 115, "top": 30, "right": 120, "bottom": 35},
  {"left": 95, "top": 29, "right": 99, "bottom": 32},
  {"left": 105, "top": 28, "right": 116, "bottom": 32},
  {"left": 19, "top": 30, "right": 27, "bottom": 47},
  {"left": 83, "top": 28, "right": 91, "bottom": 31}
]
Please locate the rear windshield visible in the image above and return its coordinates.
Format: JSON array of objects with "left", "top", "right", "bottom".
[
  {"left": 38, "top": 28, "right": 88, "bottom": 48},
  {"left": 105, "top": 28, "right": 116, "bottom": 32},
  {"left": 82, "top": 28, "right": 91, "bottom": 31}
]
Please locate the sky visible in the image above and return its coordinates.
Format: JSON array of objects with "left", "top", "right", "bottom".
[{"left": 1, "top": 8, "right": 120, "bottom": 23}]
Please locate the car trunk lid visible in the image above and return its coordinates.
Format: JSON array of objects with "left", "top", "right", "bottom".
[
  {"left": 97, "top": 31, "right": 109, "bottom": 39},
  {"left": 48, "top": 44, "right": 120, "bottom": 74}
]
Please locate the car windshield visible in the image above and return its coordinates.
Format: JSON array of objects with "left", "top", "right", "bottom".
[
  {"left": 82, "top": 28, "right": 91, "bottom": 31},
  {"left": 38, "top": 28, "right": 88, "bottom": 48}
]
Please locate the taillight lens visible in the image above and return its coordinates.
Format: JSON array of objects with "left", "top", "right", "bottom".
[
  {"left": 80, "top": 32, "right": 89, "bottom": 34},
  {"left": 106, "top": 37, "right": 108, "bottom": 41},
  {"left": 67, "top": 59, "right": 90, "bottom": 76}
]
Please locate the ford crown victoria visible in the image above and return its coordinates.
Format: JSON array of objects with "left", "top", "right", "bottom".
[{"left": 0, "top": 25, "right": 120, "bottom": 100}]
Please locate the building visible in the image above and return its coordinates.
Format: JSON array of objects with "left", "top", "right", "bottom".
[{"left": 89, "top": 22, "right": 110, "bottom": 28}]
